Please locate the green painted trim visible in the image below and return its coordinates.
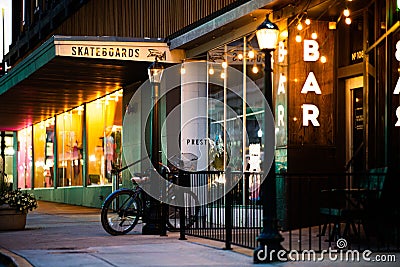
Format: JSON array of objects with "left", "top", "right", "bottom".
[
  {"left": 26, "top": 185, "right": 113, "bottom": 208},
  {"left": 53, "top": 115, "right": 58, "bottom": 189},
  {"left": 0, "top": 36, "right": 56, "bottom": 95}
]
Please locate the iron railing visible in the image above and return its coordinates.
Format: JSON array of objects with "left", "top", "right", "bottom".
[{"left": 178, "top": 170, "right": 400, "bottom": 252}]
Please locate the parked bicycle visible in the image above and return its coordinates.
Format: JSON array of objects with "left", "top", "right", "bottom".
[{"left": 101, "top": 159, "right": 200, "bottom": 235}]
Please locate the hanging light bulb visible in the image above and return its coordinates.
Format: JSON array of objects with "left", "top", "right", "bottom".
[
  {"left": 222, "top": 61, "right": 228, "bottom": 69},
  {"left": 345, "top": 17, "right": 352, "bottom": 25},
  {"left": 280, "top": 30, "right": 288, "bottom": 38},
  {"left": 237, "top": 53, "right": 243, "bottom": 60},
  {"left": 252, "top": 63, "right": 259, "bottom": 74},
  {"left": 248, "top": 50, "right": 255, "bottom": 59},
  {"left": 311, "top": 32, "right": 318, "bottom": 40},
  {"left": 221, "top": 71, "right": 226, "bottom": 79},
  {"left": 297, "top": 22, "right": 303, "bottom": 31},
  {"left": 305, "top": 18, "right": 311, "bottom": 25},
  {"left": 209, "top": 66, "right": 215, "bottom": 75},
  {"left": 320, "top": 55, "right": 327, "bottom": 63},
  {"left": 180, "top": 63, "right": 186, "bottom": 74},
  {"left": 296, "top": 33, "right": 302, "bottom": 43},
  {"left": 343, "top": 8, "right": 350, "bottom": 17}
]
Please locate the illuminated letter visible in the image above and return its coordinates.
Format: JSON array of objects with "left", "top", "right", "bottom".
[
  {"left": 394, "top": 77, "right": 400, "bottom": 94},
  {"left": 278, "top": 41, "right": 287, "bottom": 63},
  {"left": 301, "top": 72, "right": 321, "bottom": 94},
  {"left": 277, "top": 105, "right": 285, "bottom": 127},
  {"left": 396, "top": 40, "right": 400, "bottom": 61},
  {"left": 277, "top": 73, "right": 286, "bottom": 95},
  {"left": 302, "top": 104, "right": 320, "bottom": 126},
  {"left": 396, "top": 107, "right": 400, "bottom": 127},
  {"left": 304, "top": 40, "right": 320, "bottom": 62}
]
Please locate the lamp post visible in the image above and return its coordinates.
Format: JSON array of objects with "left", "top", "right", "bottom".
[
  {"left": 148, "top": 58, "right": 164, "bottom": 168},
  {"left": 253, "top": 14, "right": 285, "bottom": 263},
  {"left": 142, "top": 58, "right": 166, "bottom": 235}
]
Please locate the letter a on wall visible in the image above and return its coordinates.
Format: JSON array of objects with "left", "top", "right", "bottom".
[
  {"left": 394, "top": 77, "right": 400, "bottom": 94},
  {"left": 301, "top": 72, "right": 322, "bottom": 94}
]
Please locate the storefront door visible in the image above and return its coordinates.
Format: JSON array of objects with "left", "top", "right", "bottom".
[
  {"left": 351, "top": 87, "right": 365, "bottom": 173},
  {"left": 345, "top": 77, "right": 365, "bottom": 173}
]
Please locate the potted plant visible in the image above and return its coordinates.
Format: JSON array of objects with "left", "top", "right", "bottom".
[{"left": 0, "top": 178, "right": 38, "bottom": 230}]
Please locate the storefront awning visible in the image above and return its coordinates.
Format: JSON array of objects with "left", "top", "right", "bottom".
[{"left": 0, "top": 36, "right": 185, "bottom": 131}]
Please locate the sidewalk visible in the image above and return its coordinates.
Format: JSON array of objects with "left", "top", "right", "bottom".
[{"left": 0, "top": 201, "right": 398, "bottom": 267}]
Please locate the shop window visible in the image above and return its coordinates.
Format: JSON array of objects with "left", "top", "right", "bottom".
[
  {"left": 3, "top": 133, "right": 14, "bottom": 186},
  {"left": 207, "top": 36, "right": 264, "bottom": 172},
  {"left": 17, "top": 127, "right": 32, "bottom": 189},
  {"left": 33, "top": 118, "right": 54, "bottom": 188},
  {"left": 86, "top": 91, "right": 122, "bottom": 186},
  {"left": 56, "top": 107, "right": 83, "bottom": 187}
]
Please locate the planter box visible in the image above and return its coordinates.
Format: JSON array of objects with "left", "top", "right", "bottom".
[{"left": 0, "top": 205, "right": 27, "bottom": 231}]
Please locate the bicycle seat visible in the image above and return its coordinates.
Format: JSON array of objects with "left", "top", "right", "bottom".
[{"left": 131, "top": 176, "right": 150, "bottom": 184}]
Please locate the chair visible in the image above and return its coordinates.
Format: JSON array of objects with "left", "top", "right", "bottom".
[{"left": 319, "top": 168, "right": 387, "bottom": 241}]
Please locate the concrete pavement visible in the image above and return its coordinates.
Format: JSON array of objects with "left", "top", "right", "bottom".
[{"left": 0, "top": 201, "right": 399, "bottom": 267}]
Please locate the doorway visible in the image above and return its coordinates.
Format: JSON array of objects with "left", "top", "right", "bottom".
[{"left": 345, "top": 77, "right": 365, "bottom": 173}]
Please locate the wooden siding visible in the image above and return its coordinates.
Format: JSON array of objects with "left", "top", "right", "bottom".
[
  {"left": 55, "top": 0, "right": 239, "bottom": 39},
  {"left": 288, "top": 20, "right": 335, "bottom": 146}
]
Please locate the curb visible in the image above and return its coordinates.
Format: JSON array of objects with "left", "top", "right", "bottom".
[{"left": 0, "top": 249, "right": 33, "bottom": 267}]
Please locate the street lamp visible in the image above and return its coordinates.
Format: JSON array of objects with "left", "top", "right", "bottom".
[
  {"left": 253, "top": 14, "right": 285, "bottom": 263},
  {"left": 142, "top": 58, "right": 166, "bottom": 235},
  {"left": 147, "top": 58, "right": 164, "bottom": 167}
]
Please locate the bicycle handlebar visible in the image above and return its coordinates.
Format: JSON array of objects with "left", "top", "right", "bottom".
[
  {"left": 111, "top": 156, "right": 148, "bottom": 174},
  {"left": 111, "top": 157, "right": 171, "bottom": 175}
]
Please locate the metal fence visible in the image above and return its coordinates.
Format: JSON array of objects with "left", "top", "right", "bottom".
[
  {"left": 178, "top": 170, "right": 400, "bottom": 252},
  {"left": 180, "top": 170, "right": 263, "bottom": 249}
]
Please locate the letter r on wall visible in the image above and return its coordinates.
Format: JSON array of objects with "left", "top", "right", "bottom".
[{"left": 302, "top": 104, "right": 320, "bottom": 126}]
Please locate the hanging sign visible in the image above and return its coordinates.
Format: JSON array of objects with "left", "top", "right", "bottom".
[
  {"left": 54, "top": 38, "right": 185, "bottom": 63},
  {"left": 301, "top": 39, "right": 321, "bottom": 127}
]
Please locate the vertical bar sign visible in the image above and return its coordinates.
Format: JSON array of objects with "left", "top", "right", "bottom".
[{"left": 394, "top": 40, "right": 400, "bottom": 126}]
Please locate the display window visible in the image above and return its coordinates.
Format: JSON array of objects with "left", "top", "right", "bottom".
[
  {"left": 3, "top": 132, "right": 14, "bottom": 185},
  {"left": 56, "top": 106, "right": 83, "bottom": 187},
  {"left": 17, "top": 127, "right": 32, "bottom": 189},
  {"left": 207, "top": 36, "right": 264, "bottom": 173},
  {"left": 33, "top": 118, "right": 55, "bottom": 188},
  {"left": 86, "top": 91, "right": 123, "bottom": 186}
]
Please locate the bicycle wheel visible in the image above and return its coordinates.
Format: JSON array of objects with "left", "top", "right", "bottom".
[
  {"left": 167, "top": 190, "right": 200, "bottom": 231},
  {"left": 101, "top": 189, "right": 141, "bottom": 235}
]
